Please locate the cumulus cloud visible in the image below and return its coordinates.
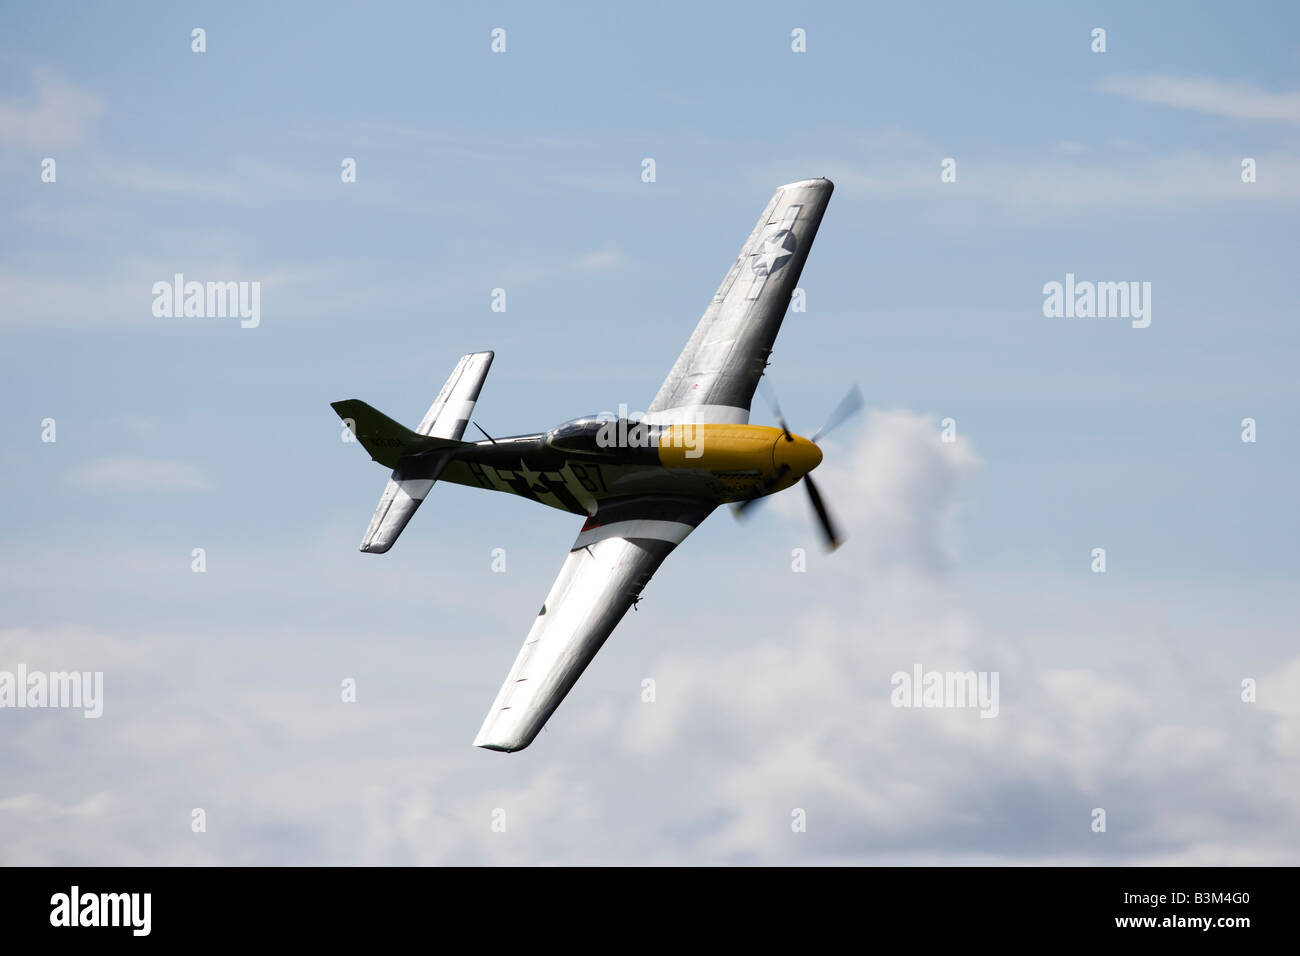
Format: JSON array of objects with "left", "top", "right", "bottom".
[
  {"left": 4, "top": 414, "right": 1298, "bottom": 865},
  {"left": 67, "top": 458, "right": 213, "bottom": 493},
  {"left": 612, "top": 611, "right": 1300, "bottom": 863},
  {"left": 770, "top": 410, "right": 979, "bottom": 574},
  {"left": 594, "top": 414, "right": 1300, "bottom": 863}
]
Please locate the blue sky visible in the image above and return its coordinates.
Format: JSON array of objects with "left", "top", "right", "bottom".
[{"left": 2, "top": 2, "right": 1298, "bottom": 864}]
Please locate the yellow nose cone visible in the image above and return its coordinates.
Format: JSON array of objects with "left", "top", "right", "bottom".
[{"left": 773, "top": 434, "right": 823, "bottom": 478}]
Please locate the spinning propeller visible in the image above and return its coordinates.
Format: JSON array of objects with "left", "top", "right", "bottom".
[{"left": 734, "top": 381, "right": 864, "bottom": 551}]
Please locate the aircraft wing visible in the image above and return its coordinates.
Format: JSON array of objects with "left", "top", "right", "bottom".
[
  {"left": 646, "top": 178, "right": 834, "bottom": 426},
  {"left": 474, "top": 495, "right": 716, "bottom": 752}
]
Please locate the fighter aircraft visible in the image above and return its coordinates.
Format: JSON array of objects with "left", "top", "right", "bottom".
[{"left": 332, "top": 178, "right": 861, "bottom": 752}]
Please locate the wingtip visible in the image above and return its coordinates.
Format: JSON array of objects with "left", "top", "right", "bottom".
[
  {"left": 474, "top": 722, "right": 535, "bottom": 753},
  {"left": 474, "top": 736, "right": 521, "bottom": 753},
  {"left": 779, "top": 176, "right": 834, "bottom": 191}
]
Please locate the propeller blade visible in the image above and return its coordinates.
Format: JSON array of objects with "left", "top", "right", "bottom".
[
  {"left": 732, "top": 464, "right": 790, "bottom": 518},
  {"left": 811, "top": 385, "right": 864, "bottom": 443},
  {"left": 757, "top": 376, "right": 794, "bottom": 441},
  {"left": 803, "top": 473, "right": 842, "bottom": 550}
]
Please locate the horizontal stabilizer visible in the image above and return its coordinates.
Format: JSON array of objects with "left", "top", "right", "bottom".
[
  {"left": 333, "top": 351, "right": 492, "bottom": 553},
  {"left": 417, "top": 351, "right": 493, "bottom": 440},
  {"left": 359, "top": 453, "right": 455, "bottom": 553}
]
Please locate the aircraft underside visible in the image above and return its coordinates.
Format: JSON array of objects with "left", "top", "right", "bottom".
[{"left": 436, "top": 433, "right": 779, "bottom": 515}]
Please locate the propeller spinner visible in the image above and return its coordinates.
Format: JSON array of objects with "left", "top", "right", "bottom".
[{"left": 735, "top": 383, "right": 864, "bottom": 550}]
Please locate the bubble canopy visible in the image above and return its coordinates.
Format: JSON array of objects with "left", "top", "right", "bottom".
[{"left": 544, "top": 416, "right": 654, "bottom": 455}]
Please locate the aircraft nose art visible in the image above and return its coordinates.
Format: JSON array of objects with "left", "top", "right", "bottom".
[{"left": 774, "top": 435, "right": 823, "bottom": 477}]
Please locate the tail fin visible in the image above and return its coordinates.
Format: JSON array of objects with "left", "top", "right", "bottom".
[{"left": 331, "top": 399, "right": 466, "bottom": 469}]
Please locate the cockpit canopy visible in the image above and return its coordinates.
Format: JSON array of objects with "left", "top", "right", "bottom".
[{"left": 545, "top": 416, "right": 658, "bottom": 455}]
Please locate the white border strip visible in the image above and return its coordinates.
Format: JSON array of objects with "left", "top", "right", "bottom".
[
  {"left": 644, "top": 404, "right": 748, "bottom": 426},
  {"left": 574, "top": 519, "right": 696, "bottom": 549}
]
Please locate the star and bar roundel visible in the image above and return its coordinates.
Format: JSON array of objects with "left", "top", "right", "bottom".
[
  {"left": 751, "top": 228, "right": 797, "bottom": 277},
  {"left": 745, "top": 203, "right": 802, "bottom": 300}
]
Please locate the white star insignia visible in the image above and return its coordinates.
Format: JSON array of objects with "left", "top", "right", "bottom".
[
  {"left": 753, "top": 231, "right": 794, "bottom": 276},
  {"left": 516, "top": 460, "right": 542, "bottom": 487}
]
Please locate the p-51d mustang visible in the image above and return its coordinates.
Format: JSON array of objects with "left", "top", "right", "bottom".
[{"left": 332, "top": 178, "right": 861, "bottom": 752}]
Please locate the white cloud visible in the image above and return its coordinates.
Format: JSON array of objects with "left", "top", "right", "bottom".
[
  {"left": 67, "top": 458, "right": 213, "bottom": 493},
  {"left": 770, "top": 410, "right": 979, "bottom": 574},
  {"left": 598, "top": 415, "right": 1300, "bottom": 863},
  {"left": 0, "top": 70, "right": 104, "bottom": 149},
  {"left": 814, "top": 148, "right": 1300, "bottom": 213},
  {"left": 1098, "top": 74, "right": 1300, "bottom": 126},
  {"left": 3, "top": 413, "right": 1298, "bottom": 865},
  {"left": 763, "top": 124, "right": 1300, "bottom": 220},
  {"left": 93, "top": 155, "right": 348, "bottom": 204},
  {"left": 572, "top": 247, "right": 625, "bottom": 272},
  {"left": 1260, "top": 657, "right": 1300, "bottom": 753},
  {"left": 0, "top": 790, "right": 110, "bottom": 821},
  {"left": 0, "top": 260, "right": 321, "bottom": 329}
]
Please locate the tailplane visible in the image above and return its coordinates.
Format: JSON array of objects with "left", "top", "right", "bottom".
[{"left": 332, "top": 351, "right": 493, "bottom": 553}]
